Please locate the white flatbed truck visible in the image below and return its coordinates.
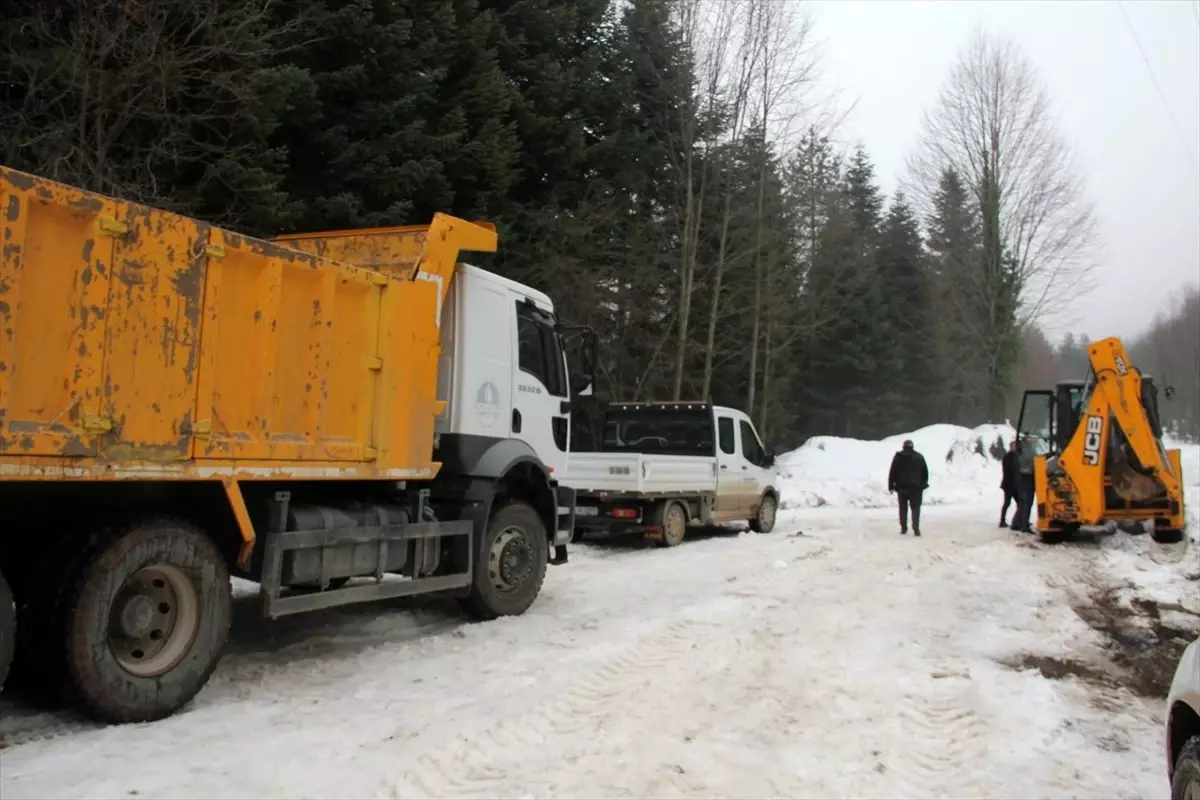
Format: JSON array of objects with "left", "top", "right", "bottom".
[{"left": 564, "top": 401, "right": 782, "bottom": 547}]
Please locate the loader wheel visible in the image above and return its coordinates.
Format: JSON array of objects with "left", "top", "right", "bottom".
[
  {"left": 62, "top": 519, "right": 231, "bottom": 723},
  {"left": 1152, "top": 528, "right": 1185, "bottom": 544},
  {"left": 460, "top": 501, "right": 548, "bottom": 621},
  {"left": 0, "top": 570, "right": 14, "bottom": 693},
  {"left": 750, "top": 493, "right": 777, "bottom": 534},
  {"left": 1038, "top": 524, "right": 1076, "bottom": 545},
  {"left": 659, "top": 501, "right": 687, "bottom": 548}
]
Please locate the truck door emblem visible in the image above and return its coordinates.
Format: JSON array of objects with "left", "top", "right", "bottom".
[
  {"left": 476, "top": 382, "right": 500, "bottom": 427},
  {"left": 1082, "top": 414, "right": 1103, "bottom": 466}
]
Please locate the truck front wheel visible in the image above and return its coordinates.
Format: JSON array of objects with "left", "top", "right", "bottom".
[
  {"left": 460, "top": 501, "right": 548, "bottom": 621},
  {"left": 63, "top": 519, "right": 232, "bottom": 723},
  {"left": 0, "top": 570, "right": 13, "bottom": 693},
  {"left": 750, "top": 493, "right": 777, "bottom": 534}
]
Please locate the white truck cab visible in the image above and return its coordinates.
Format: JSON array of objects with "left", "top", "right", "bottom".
[
  {"left": 434, "top": 264, "right": 572, "bottom": 478},
  {"left": 564, "top": 401, "right": 781, "bottom": 547},
  {"left": 427, "top": 263, "right": 589, "bottom": 564}
]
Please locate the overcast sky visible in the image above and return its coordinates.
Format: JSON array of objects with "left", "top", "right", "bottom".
[{"left": 804, "top": 0, "right": 1200, "bottom": 343}]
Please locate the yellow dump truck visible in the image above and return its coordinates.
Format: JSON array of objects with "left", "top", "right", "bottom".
[{"left": 0, "top": 166, "right": 588, "bottom": 723}]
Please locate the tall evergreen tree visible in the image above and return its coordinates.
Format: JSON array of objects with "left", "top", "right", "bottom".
[
  {"left": 265, "top": 0, "right": 521, "bottom": 233},
  {"left": 925, "top": 166, "right": 984, "bottom": 424},
  {"left": 877, "top": 191, "right": 934, "bottom": 430}
]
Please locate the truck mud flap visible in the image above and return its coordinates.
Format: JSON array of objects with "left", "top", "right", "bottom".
[
  {"left": 258, "top": 491, "right": 473, "bottom": 619},
  {"left": 552, "top": 485, "right": 576, "bottom": 565}
]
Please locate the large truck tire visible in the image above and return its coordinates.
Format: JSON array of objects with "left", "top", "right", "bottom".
[
  {"left": 62, "top": 518, "right": 232, "bottom": 724},
  {"left": 0, "top": 569, "right": 14, "bottom": 693},
  {"left": 749, "top": 493, "right": 777, "bottom": 534},
  {"left": 460, "top": 501, "right": 548, "bottom": 621}
]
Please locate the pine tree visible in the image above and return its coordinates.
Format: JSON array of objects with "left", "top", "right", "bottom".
[
  {"left": 925, "top": 167, "right": 984, "bottom": 424},
  {"left": 877, "top": 191, "right": 934, "bottom": 430},
  {"left": 798, "top": 148, "right": 891, "bottom": 439},
  {"left": 265, "top": 0, "right": 521, "bottom": 233}
]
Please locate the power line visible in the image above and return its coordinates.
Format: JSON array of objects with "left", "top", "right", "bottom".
[{"left": 1116, "top": 0, "right": 1199, "bottom": 175}]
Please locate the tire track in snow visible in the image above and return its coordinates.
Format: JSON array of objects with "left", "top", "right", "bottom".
[
  {"left": 388, "top": 612, "right": 741, "bottom": 799},
  {"left": 0, "top": 701, "right": 104, "bottom": 750},
  {"left": 381, "top": 546, "right": 829, "bottom": 800},
  {"left": 890, "top": 672, "right": 988, "bottom": 800}
]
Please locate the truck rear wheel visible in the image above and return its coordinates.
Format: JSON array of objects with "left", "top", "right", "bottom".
[
  {"left": 750, "top": 493, "right": 777, "bottom": 534},
  {"left": 0, "top": 570, "right": 14, "bottom": 693},
  {"left": 460, "top": 501, "right": 548, "bottom": 621},
  {"left": 62, "top": 519, "right": 232, "bottom": 723},
  {"left": 659, "top": 501, "right": 687, "bottom": 547}
]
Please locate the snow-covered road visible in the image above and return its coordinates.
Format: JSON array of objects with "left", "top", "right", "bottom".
[{"left": 2, "top": 502, "right": 1193, "bottom": 800}]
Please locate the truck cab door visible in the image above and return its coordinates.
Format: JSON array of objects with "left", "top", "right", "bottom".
[
  {"left": 714, "top": 413, "right": 743, "bottom": 518},
  {"left": 511, "top": 298, "right": 569, "bottom": 476},
  {"left": 737, "top": 418, "right": 773, "bottom": 513}
]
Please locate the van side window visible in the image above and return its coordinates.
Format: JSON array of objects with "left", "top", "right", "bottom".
[
  {"left": 516, "top": 300, "right": 567, "bottom": 397},
  {"left": 739, "top": 420, "right": 765, "bottom": 465},
  {"left": 718, "top": 416, "right": 736, "bottom": 454}
]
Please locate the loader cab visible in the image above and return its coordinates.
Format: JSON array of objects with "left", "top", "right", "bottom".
[
  {"left": 1054, "top": 380, "right": 1087, "bottom": 455},
  {"left": 1016, "top": 389, "right": 1057, "bottom": 458},
  {"left": 1019, "top": 374, "right": 1165, "bottom": 458}
]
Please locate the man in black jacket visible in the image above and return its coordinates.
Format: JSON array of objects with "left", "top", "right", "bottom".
[
  {"left": 888, "top": 439, "right": 929, "bottom": 536},
  {"left": 1000, "top": 439, "right": 1019, "bottom": 528}
]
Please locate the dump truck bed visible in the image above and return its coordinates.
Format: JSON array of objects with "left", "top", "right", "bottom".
[{"left": 0, "top": 167, "right": 495, "bottom": 481}]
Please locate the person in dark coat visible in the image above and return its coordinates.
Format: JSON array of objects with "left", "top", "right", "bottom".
[
  {"left": 999, "top": 439, "right": 1019, "bottom": 528},
  {"left": 888, "top": 439, "right": 929, "bottom": 536},
  {"left": 1010, "top": 436, "right": 1037, "bottom": 533}
]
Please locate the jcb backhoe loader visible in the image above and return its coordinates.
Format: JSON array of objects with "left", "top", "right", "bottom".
[{"left": 1014, "top": 336, "right": 1186, "bottom": 544}]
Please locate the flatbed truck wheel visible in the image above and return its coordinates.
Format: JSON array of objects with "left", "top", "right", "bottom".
[
  {"left": 750, "top": 493, "right": 777, "bottom": 534},
  {"left": 658, "top": 501, "right": 687, "bottom": 548},
  {"left": 460, "top": 501, "right": 548, "bottom": 621},
  {"left": 0, "top": 570, "right": 14, "bottom": 693},
  {"left": 63, "top": 518, "right": 232, "bottom": 723}
]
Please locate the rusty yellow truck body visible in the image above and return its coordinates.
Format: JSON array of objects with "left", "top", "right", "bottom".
[{"left": 0, "top": 166, "right": 580, "bottom": 724}]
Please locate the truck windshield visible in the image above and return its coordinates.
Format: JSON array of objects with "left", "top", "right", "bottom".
[{"left": 601, "top": 410, "right": 714, "bottom": 457}]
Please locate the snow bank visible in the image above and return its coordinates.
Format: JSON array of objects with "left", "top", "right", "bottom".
[
  {"left": 777, "top": 424, "right": 1198, "bottom": 538},
  {"left": 777, "top": 423, "right": 1015, "bottom": 510}
]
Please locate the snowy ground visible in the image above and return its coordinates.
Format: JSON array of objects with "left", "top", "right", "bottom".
[{"left": 1, "top": 427, "right": 1197, "bottom": 800}]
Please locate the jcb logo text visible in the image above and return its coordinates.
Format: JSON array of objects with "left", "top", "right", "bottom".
[{"left": 1082, "top": 415, "right": 1103, "bottom": 466}]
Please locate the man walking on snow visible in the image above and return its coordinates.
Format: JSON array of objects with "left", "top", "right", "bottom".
[
  {"left": 888, "top": 439, "right": 929, "bottom": 536},
  {"left": 999, "top": 439, "right": 1019, "bottom": 528}
]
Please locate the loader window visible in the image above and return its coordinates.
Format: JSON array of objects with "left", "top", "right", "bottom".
[
  {"left": 516, "top": 301, "right": 567, "bottom": 398},
  {"left": 1017, "top": 390, "right": 1054, "bottom": 456}
]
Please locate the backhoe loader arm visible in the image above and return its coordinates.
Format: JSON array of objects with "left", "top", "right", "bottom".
[{"left": 1057, "top": 337, "right": 1182, "bottom": 523}]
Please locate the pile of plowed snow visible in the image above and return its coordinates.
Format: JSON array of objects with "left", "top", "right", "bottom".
[{"left": 776, "top": 423, "right": 1015, "bottom": 509}]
